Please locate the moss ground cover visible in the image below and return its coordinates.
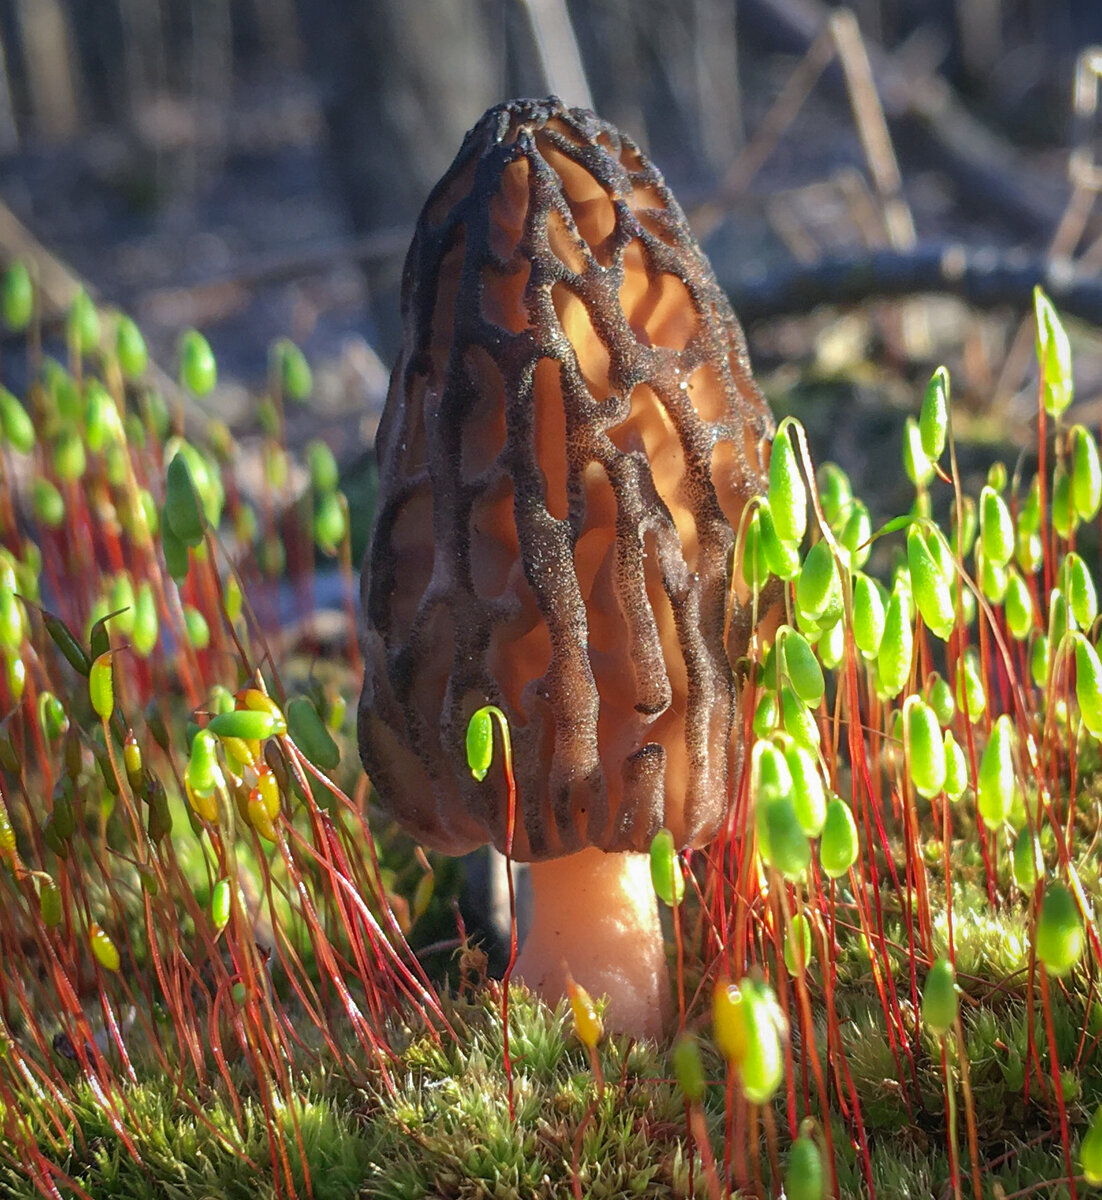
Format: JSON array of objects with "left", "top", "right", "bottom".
[{"left": 2, "top": 272, "right": 1102, "bottom": 1197}]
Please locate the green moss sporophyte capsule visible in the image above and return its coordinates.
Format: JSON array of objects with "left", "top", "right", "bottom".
[
  {"left": 919, "top": 366, "right": 949, "bottom": 461},
  {"left": 1072, "top": 425, "right": 1102, "bottom": 520},
  {"left": 877, "top": 581, "right": 914, "bottom": 698},
  {"left": 2, "top": 260, "right": 33, "bottom": 331},
  {"left": 796, "top": 540, "right": 840, "bottom": 625},
  {"left": 1005, "top": 568, "right": 1033, "bottom": 640},
  {"left": 1036, "top": 881, "right": 1083, "bottom": 976},
  {"left": 1064, "top": 552, "right": 1097, "bottom": 628},
  {"left": 767, "top": 426, "right": 806, "bottom": 544},
  {"left": 820, "top": 796, "right": 859, "bottom": 878},
  {"left": 852, "top": 573, "right": 886, "bottom": 656},
  {"left": 922, "top": 957, "right": 959, "bottom": 1035},
  {"left": 784, "top": 912, "right": 813, "bottom": 974},
  {"left": 903, "top": 416, "right": 934, "bottom": 487},
  {"left": 164, "top": 453, "right": 206, "bottom": 548},
  {"left": 180, "top": 328, "right": 217, "bottom": 396},
  {"left": 781, "top": 629, "right": 824, "bottom": 706},
  {"left": 786, "top": 743, "right": 826, "bottom": 835},
  {"left": 906, "top": 698, "right": 946, "bottom": 798},
  {"left": 0, "top": 388, "right": 34, "bottom": 455},
  {"left": 1075, "top": 637, "right": 1102, "bottom": 739},
  {"left": 759, "top": 503, "right": 800, "bottom": 579},
  {"left": 942, "top": 730, "right": 968, "bottom": 802},
  {"left": 1034, "top": 287, "right": 1073, "bottom": 417},
  {"left": 713, "top": 977, "right": 786, "bottom": 1103},
  {"left": 979, "top": 486, "right": 1015, "bottom": 567},
  {"left": 977, "top": 715, "right": 1015, "bottom": 826},
  {"left": 672, "top": 1034, "right": 705, "bottom": 1103},
  {"left": 1081, "top": 1103, "right": 1102, "bottom": 1184},
  {"left": 89, "top": 653, "right": 114, "bottom": 721},
  {"left": 907, "top": 525, "right": 954, "bottom": 640},
  {"left": 649, "top": 827, "right": 684, "bottom": 907},
  {"left": 786, "top": 1126, "right": 825, "bottom": 1200}
]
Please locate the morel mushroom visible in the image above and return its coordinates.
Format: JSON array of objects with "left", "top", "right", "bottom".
[{"left": 359, "top": 97, "right": 774, "bottom": 1038}]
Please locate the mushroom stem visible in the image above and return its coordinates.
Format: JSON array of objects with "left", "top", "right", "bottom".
[{"left": 515, "top": 846, "right": 671, "bottom": 1040}]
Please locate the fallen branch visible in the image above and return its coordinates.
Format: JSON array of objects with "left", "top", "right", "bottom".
[
  {"left": 737, "top": 0, "right": 1073, "bottom": 240},
  {"left": 721, "top": 242, "right": 1102, "bottom": 326}
]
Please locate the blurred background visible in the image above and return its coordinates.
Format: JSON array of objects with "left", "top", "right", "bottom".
[
  {"left": 0, "top": 0, "right": 1100, "bottom": 962},
  {"left": 0, "top": 0, "right": 1098, "bottom": 465}
]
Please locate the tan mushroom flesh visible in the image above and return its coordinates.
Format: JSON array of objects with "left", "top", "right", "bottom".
[{"left": 359, "top": 98, "right": 774, "bottom": 1038}]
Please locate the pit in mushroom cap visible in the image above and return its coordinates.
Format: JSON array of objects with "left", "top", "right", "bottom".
[{"left": 360, "top": 96, "right": 773, "bottom": 866}]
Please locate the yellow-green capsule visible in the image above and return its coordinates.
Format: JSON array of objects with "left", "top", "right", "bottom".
[
  {"left": 89, "top": 922, "right": 120, "bottom": 971},
  {"left": 838, "top": 499, "right": 872, "bottom": 569},
  {"left": 784, "top": 912, "right": 814, "bottom": 974},
  {"left": 313, "top": 493, "right": 347, "bottom": 554},
  {"left": 786, "top": 743, "right": 826, "bottom": 836},
  {"left": 1052, "top": 463, "right": 1078, "bottom": 540},
  {"left": 954, "top": 648, "right": 986, "bottom": 721},
  {"left": 1072, "top": 425, "right": 1102, "bottom": 520},
  {"left": 816, "top": 463, "right": 852, "bottom": 528},
  {"left": 908, "top": 526, "right": 954, "bottom": 640},
  {"left": 741, "top": 508, "right": 770, "bottom": 592},
  {"left": 781, "top": 685, "right": 820, "bottom": 751},
  {"left": 1005, "top": 568, "right": 1033, "bottom": 641},
  {"left": 207, "top": 709, "right": 281, "bottom": 741},
  {"left": 1076, "top": 638, "right": 1102, "bottom": 739},
  {"left": 1082, "top": 1104, "right": 1102, "bottom": 1185},
  {"left": 922, "top": 957, "right": 959, "bottom": 1036},
  {"left": 976, "top": 715, "right": 1015, "bottom": 826},
  {"left": 165, "top": 453, "right": 206, "bottom": 548},
  {"left": 182, "top": 606, "right": 210, "bottom": 650},
  {"left": 796, "top": 541, "right": 839, "bottom": 626},
  {"left": 649, "top": 827, "right": 684, "bottom": 907},
  {"left": 187, "top": 729, "right": 221, "bottom": 798},
  {"left": 782, "top": 630, "right": 824, "bottom": 707},
  {"left": 39, "top": 877, "right": 62, "bottom": 927},
  {"left": 853, "top": 573, "right": 886, "bottom": 657},
  {"left": 906, "top": 699, "right": 945, "bottom": 798},
  {"left": 672, "top": 1034, "right": 705, "bottom": 1103},
  {"left": 759, "top": 503, "right": 801, "bottom": 580},
  {"left": 903, "top": 416, "right": 934, "bottom": 488},
  {"left": 877, "top": 582, "right": 914, "bottom": 699},
  {"left": 115, "top": 314, "right": 148, "bottom": 378},
  {"left": 2, "top": 260, "right": 33, "bottom": 331},
  {"left": 89, "top": 652, "right": 114, "bottom": 721},
  {"left": 1012, "top": 828, "right": 1041, "bottom": 891},
  {"left": 768, "top": 428, "right": 806, "bottom": 545},
  {"left": 246, "top": 791, "right": 278, "bottom": 841},
  {"left": 979, "top": 485, "right": 1014, "bottom": 568},
  {"left": 211, "top": 879, "right": 231, "bottom": 934},
  {"left": 919, "top": 366, "right": 949, "bottom": 461},
  {"left": 0, "top": 796, "right": 15, "bottom": 859},
  {"left": 820, "top": 797, "right": 859, "bottom": 879},
  {"left": 1064, "top": 553, "right": 1097, "bottom": 629},
  {"left": 132, "top": 582, "right": 158, "bottom": 658},
  {"left": 1034, "top": 287, "right": 1073, "bottom": 417},
  {"left": 0, "top": 388, "right": 34, "bottom": 455},
  {"left": 786, "top": 1127, "right": 825, "bottom": 1200},
  {"left": 241, "top": 690, "right": 287, "bottom": 734},
  {"left": 1036, "top": 881, "right": 1083, "bottom": 977},
  {"left": 180, "top": 329, "right": 217, "bottom": 396},
  {"left": 942, "top": 731, "right": 968, "bottom": 802},
  {"left": 567, "top": 975, "right": 603, "bottom": 1050},
  {"left": 714, "top": 977, "right": 785, "bottom": 1104}
]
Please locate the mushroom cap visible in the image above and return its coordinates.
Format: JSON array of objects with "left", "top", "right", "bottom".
[{"left": 359, "top": 97, "right": 773, "bottom": 862}]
